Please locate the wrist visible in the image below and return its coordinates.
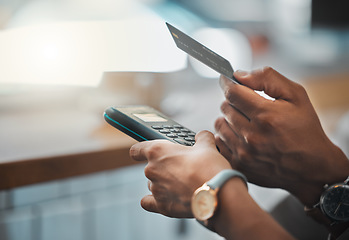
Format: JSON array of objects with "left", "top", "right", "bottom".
[
  {"left": 322, "top": 143, "right": 349, "bottom": 186},
  {"left": 211, "top": 177, "right": 250, "bottom": 236},
  {"left": 304, "top": 177, "right": 349, "bottom": 239},
  {"left": 198, "top": 174, "right": 295, "bottom": 240},
  {"left": 294, "top": 143, "right": 349, "bottom": 207},
  {"left": 191, "top": 169, "right": 248, "bottom": 232}
]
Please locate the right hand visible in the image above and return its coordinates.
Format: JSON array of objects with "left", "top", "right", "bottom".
[
  {"left": 214, "top": 67, "right": 349, "bottom": 206},
  {"left": 129, "top": 131, "right": 232, "bottom": 218}
]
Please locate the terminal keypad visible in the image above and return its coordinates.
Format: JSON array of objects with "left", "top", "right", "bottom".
[{"left": 151, "top": 125, "right": 196, "bottom": 146}]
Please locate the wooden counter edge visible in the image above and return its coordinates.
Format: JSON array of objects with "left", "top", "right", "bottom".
[{"left": 0, "top": 146, "right": 138, "bottom": 190}]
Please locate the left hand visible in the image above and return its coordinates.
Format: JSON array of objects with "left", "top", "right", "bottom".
[
  {"left": 129, "top": 130, "right": 232, "bottom": 218},
  {"left": 214, "top": 67, "right": 349, "bottom": 206}
]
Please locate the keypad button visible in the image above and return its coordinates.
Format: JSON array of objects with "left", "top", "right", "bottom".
[
  {"left": 159, "top": 129, "right": 171, "bottom": 134},
  {"left": 177, "top": 133, "right": 188, "bottom": 137},
  {"left": 152, "top": 123, "right": 196, "bottom": 146},
  {"left": 166, "top": 134, "right": 177, "bottom": 138},
  {"left": 171, "top": 129, "right": 181, "bottom": 133},
  {"left": 174, "top": 138, "right": 192, "bottom": 146},
  {"left": 151, "top": 125, "right": 163, "bottom": 129}
]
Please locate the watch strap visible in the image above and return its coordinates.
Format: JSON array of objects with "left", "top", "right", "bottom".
[
  {"left": 196, "top": 219, "right": 216, "bottom": 233},
  {"left": 304, "top": 205, "right": 332, "bottom": 226},
  {"left": 305, "top": 206, "right": 349, "bottom": 239},
  {"left": 207, "top": 169, "right": 248, "bottom": 190}
]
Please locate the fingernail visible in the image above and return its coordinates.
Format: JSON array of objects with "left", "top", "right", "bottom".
[{"left": 234, "top": 70, "right": 249, "bottom": 77}]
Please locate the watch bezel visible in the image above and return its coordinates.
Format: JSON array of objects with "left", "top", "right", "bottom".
[
  {"left": 191, "top": 184, "right": 218, "bottom": 221},
  {"left": 320, "top": 183, "right": 349, "bottom": 222}
]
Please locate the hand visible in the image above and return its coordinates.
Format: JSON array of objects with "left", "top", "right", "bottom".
[
  {"left": 214, "top": 67, "right": 349, "bottom": 206},
  {"left": 130, "top": 129, "right": 295, "bottom": 240},
  {"left": 129, "top": 131, "right": 232, "bottom": 218}
]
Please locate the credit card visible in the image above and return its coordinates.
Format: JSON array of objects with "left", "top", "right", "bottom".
[{"left": 166, "top": 22, "right": 240, "bottom": 84}]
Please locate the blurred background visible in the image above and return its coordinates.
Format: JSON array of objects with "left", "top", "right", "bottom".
[{"left": 0, "top": 0, "right": 349, "bottom": 239}]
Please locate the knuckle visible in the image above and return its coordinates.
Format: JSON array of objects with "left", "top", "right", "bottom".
[
  {"left": 151, "top": 185, "right": 163, "bottom": 197},
  {"left": 220, "top": 100, "right": 229, "bottom": 113},
  {"left": 144, "top": 164, "right": 155, "bottom": 179},
  {"left": 250, "top": 66, "right": 275, "bottom": 81},
  {"left": 236, "top": 147, "right": 250, "bottom": 163},
  {"left": 214, "top": 117, "right": 224, "bottom": 131},
  {"left": 224, "top": 88, "right": 236, "bottom": 103},
  {"left": 244, "top": 133, "right": 265, "bottom": 153},
  {"left": 261, "top": 66, "right": 274, "bottom": 74},
  {"left": 220, "top": 102, "right": 234, "bottom": 119},
  {"left": 225, "top": 132, "right": 236, "bottom": 144},
  {"left": 146, "top": 143, "right": 162, "bottom": 159},
  {"left": 255, "top": 112, "right": 282, "bottom": 131},
  {"left": 129, "top": 146, "right": 138, "bottom": 159},
  {"left": 293, "top": 82, "right": 308, "bottom": 99},
  {"left": 256, "top": 113, "right": 274, "bottom": 129},
  {"left": 244, "top": 133, "right": 256, "bottom": 147}
]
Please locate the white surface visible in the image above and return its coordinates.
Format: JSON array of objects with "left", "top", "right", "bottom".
[
  {"left": 0, "top": 0, "right": 187, "bottom": 86},
  {"left": 0, "top": 19, "right": 187, "bottom": 86}
]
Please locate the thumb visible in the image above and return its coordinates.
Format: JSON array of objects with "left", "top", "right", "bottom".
[
  {"left": 141, "top": 195, "right": 159, "bottom": 213},
  {"left": 194, "top": 130, "right": 217, "bottom": 149},
  {"left": 234, "top": 67, "right": 300, "bottom": 101}
]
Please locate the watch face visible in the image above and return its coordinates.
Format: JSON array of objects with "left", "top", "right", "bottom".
[
  {"left": 192, "top": 188, "right": 217, "bottom": 221},
  {"left": 320, "top": 184, "right": 349, "bottom": 222}
]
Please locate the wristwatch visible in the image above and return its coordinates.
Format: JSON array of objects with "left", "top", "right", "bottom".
[
  {"left": 191, "top": 169, "right": 248, "bottom": 230},
  {"left": 305, "top": 176, "right": 349, "bottom": 239}
]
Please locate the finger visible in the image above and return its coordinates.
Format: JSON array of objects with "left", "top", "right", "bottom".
[
  {"left": 215, "top": 136, "right": 239, "bottom": 169},
  {"left": 147, "top": 180, "right": 152, "bottom": 192},
  {"left": 140, "top": 195, "right": 159, "bottom": 213},
  {"left": 214, "top": 120, "right": 240, "bottom": 169},
  {"left": 194, "top": 130, "right": 217, "bottom": 149},
  {"left": 220, "top": 74, "right": 265, "bottom": 119},
  {"left": 215, "top": 135, "right": 233, "bottom": 157},
  {"left": 129, "top": 140, "right": 170, "bottom": 162},
  {"left": 234, "top": 67, "right": 303, "bottom": 102},
  {"left": 220, "top": 100, "right": 250, "bottom": 136},
  {"left": 129, "top": 142, "right": 150, "bottom": 162},
  {"left": 214, "top": 117, "right": 242, "bottom": 148}
]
